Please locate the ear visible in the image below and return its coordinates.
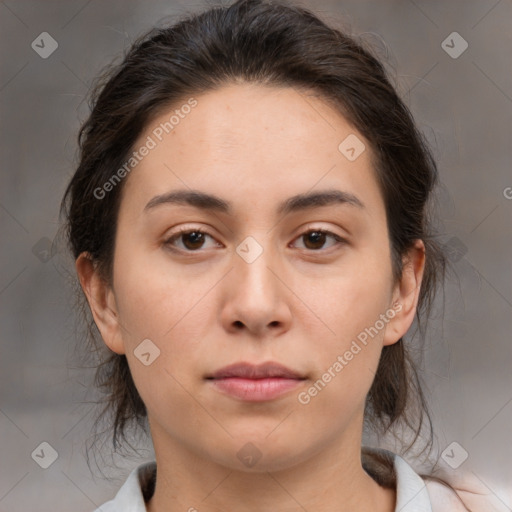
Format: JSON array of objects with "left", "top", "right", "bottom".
[
  {"left": 75, "top": 252, "right": 126, "bottom": 354},
  {"left": 383, "top": 239, "right": 426, "bottom": 346}
]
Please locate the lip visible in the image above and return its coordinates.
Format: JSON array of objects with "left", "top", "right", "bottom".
[
  {"left": 208, "top": 361, "right": 304, "bottom": 380},
  {"left": 206, "top": 362, "right": 306, "bottom": 402}
]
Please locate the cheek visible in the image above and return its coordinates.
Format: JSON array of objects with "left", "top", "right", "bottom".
[
  {"left": 296, "top": 252, "right": 392, "bottom": 393},
  {"left": 297, "top": 284, "right": 388, "bottom": 420},
  {"left": 302, "top": 255, "right": 392, "bottom": 341},
  {"left": 112, "top": 255, "right": 212, "bottom": 419},
  {"left": 111, "top": 247, "right": 220, "bottom": 395},
  {"left": 112, "top": 245, "right": 215, "bottom": 342}
]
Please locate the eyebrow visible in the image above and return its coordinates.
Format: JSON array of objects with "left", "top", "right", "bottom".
[{"left": 143, "top": 189, "right": 365, "bottom": 215}]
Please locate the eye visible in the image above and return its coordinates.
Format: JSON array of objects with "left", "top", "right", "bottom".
[
  {"left": 164, "top": 226, "right": 346, "bottom": 253},
  {"left": 164, "top": 228, "right": 221, "bottom": 252},
  {"left": 291, "top": 228, "right": 346, "bottom": 251}
]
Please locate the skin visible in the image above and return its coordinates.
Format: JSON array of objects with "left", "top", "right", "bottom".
[{"left": 77, "top": 83, "right": 425, "bottom": 512}]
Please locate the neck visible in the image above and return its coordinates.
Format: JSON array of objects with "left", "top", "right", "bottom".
[{"left": 145, "top": 420, "right": 396, "bottom": 512}]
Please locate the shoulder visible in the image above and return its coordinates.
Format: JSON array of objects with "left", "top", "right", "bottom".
[
  {"left": 424, "top": 479, "right": 470, "bottom": 512},
  {"left": 92, "top": 461, "right": 157, "bottom": 512},
  {"left": 362, "top": 446, "right": 495, "bottom": 512},
  {"left": 424, "top": 474, "right": 506, "bottom": 512}
]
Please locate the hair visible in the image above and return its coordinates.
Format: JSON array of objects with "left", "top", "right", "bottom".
[{"left": 60, "top": 0, "right": 472, "bottom": 506}]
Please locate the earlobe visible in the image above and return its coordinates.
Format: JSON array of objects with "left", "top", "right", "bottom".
[
  {"left": 383, "top": 240, "right": 426, "bottom": 346},
  {"left": 75, "top": 252, "right": 126, "bottom": 355}
]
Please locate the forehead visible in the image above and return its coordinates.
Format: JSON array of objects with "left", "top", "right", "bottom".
[{"left": 119, "top": 83, "right": 384, "bottom": 220}]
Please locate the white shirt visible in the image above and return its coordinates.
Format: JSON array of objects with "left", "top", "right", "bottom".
[{"left": 92, "top": 448, "right": 469, "bottom": 512}]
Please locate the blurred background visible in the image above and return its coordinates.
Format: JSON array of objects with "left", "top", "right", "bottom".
[{"left": 0, "top": 0, "right": 511, "bottom": 510}]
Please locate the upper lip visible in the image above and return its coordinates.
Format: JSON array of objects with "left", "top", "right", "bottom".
[{"left": 207, "top": 362, "right": 305, "bottom": 380}]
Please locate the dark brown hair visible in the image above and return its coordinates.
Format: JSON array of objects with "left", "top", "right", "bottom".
[{"left": 60, "top": 0, "right": 468, "bottom": 502}]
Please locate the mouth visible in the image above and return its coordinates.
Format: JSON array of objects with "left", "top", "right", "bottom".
[
  {"left": 205, "top": 361, "right": 307, "bottom": 402},
  {"left": 207, "top": 361, "right": 305, "bottom": 380}
]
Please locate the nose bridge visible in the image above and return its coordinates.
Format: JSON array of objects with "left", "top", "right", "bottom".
[{"left": 234, "top": 234, "right": 279, "bottom": 302}]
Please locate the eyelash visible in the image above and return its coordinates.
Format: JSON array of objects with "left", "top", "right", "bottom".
[{"left": 163, "top": 227, "right": 346, "bottom": 253}]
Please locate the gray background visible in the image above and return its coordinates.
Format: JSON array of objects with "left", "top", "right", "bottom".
[{"left": 1, "top": 0, "right": 511, "bottom": 510}]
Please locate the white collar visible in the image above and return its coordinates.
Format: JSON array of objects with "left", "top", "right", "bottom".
[{"left": 393, "top": 452, "right": 432, "bottom": 511}]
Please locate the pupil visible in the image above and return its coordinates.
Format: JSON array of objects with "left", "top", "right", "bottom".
[
  {"left": 185, "top": 232, "right": 204, "bottom": 249},
  {"left": 305, "top": 231, "right": 325, "bottom": 249}
]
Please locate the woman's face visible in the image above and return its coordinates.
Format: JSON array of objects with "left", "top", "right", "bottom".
[{"left": 86, "top": 83, "right": 422, "bottom": 471}]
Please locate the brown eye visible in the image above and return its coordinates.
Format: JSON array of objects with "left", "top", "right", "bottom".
[
  {"left": 164, "top": 229, "right": 220, "bottom": 252},
  {"left": 181, "top": 231, "right": 206, "bottom": 250},
  {"left": 303, "top": 231, "right": 327, "bottom": 250},
  {"left": 293, "top": 229, "right": 345, "bottom": 251}
]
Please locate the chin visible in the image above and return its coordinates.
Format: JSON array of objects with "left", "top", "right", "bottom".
[{"left": 205, "top": 436, "right": 316, "bottom": 473}]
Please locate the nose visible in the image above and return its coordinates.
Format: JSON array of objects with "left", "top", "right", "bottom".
[{"left": 220, "top": 240, "right": 293, "bottom": 337}]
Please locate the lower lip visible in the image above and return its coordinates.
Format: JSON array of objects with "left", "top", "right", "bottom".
[{"left": 209, "top": 377, "right": 304, "bottom": 401}]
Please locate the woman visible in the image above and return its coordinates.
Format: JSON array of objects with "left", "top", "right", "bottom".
[{"left": 61, "top": 0, "right": 478, "bottom": 510}]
